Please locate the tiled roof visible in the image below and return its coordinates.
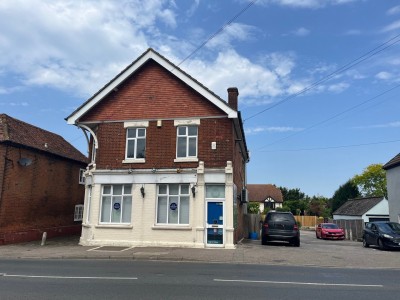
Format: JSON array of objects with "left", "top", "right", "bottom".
[
  {"left": 0, "top": 114, "right": 88, "bottom": 164},
  {"left": 383, "top": 153, "right": 400, "bottom": 170},
  {"left": 332, "top": 197, "right": 385, "bottom": 216},
  {"left": 247, "top": 184, "right": 283, "bottom": 203}
]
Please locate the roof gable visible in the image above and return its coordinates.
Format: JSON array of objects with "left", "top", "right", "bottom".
[
  {"left": 0, "top": 114, "right": 88, "bottom": 164},
  {"left": 78, "top": 60, "right": 227, "bottom": 122},
  {"left": 383, "top": 152, "right": 400, "bottom": 170},
  {"left": 333, "top": 197, "right": 385, "bottom": 216},
  {"left": 247, "top": 184, "right": 283, "bottom": 203},
  {"left": 66, "top": 48, "right": 237, "bottom": 124}
]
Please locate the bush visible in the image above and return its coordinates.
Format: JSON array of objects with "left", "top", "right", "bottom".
[{"left": 247, "top": 202, "right": 260, "bottom": 214}]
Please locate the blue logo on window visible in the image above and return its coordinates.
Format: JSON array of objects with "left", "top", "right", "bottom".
[
  {"left": 113, "top": 203, "right": 121, "bottom": 210},
  {"left": 170, "top": 203, "right": 177, "bottom": 210}
]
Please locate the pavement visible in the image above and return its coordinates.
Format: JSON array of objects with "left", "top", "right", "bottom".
[{"left": 1, "top": 230, "right": 399, "bottom": 269}]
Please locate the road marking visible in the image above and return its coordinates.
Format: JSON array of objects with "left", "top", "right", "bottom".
[
  {"left": 0, "top": 273, "right": 137, "bottom": 280},
  {"left": 214, "top": 279, "right": 383, "bottom": 288}
]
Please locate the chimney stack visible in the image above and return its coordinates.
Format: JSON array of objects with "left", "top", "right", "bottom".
[{"left": 227, "top": 87, "right": 239, "bottom": 110}]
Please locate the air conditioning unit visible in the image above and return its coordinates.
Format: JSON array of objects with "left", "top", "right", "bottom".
[{"left": 241, "top": 188, "right": 248, "bottom": 203}]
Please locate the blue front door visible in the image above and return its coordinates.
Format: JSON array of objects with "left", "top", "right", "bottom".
[{"left": 206, "top": 201, "right": 224, "bottom": 246}]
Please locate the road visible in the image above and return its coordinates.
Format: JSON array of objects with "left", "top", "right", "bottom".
[{"left": 0, "top": 259, "right": 399, "bottom": 300}]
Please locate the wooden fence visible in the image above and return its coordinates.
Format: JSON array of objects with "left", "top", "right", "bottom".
[
  {"left": 330, "top": 219, "right": 364, "bottom": 241},
  {"left": 294, "top": 215, "right": 318, "bottom": 228}
]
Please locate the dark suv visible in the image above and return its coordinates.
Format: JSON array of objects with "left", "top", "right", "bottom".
[
  {"left": 261, "top": 211, "right": 300, "bottom": 247},
  {"left": 363, "top": 221, "right": 400, "bottom": 250}
]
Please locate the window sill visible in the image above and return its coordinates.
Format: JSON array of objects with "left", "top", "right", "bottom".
[
  {"left": 174, "top": 158, "right": 198, "bottom": 163},
  {"left": 152, "top": 225, "right": 192, "bottom": 230},
  {"left": 95, "top": 224, "right": 133, "bottom": 229},
  {"left": 122, "top": 159, "right": 145, "bottom": 164}
]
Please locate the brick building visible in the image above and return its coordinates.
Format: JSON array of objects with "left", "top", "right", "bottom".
[
  {"left": 66, "top": 48, "right": 250, "bottom": 249},
  {"left": 0, "top": 114, "right": 88, "bottom": 245}
]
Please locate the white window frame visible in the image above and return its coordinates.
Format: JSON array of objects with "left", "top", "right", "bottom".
[
  {"left": 79, "top": 169, "right": 85, "bottom": 184},
  {"left": 99, "top": 184, "right": 133, "bottom": 224},
  {"left": 74, "top": 204, "right": 84, "bottom": 221},
  {"left": 174, "top": 119, "right": 200, "bottom": 162},
  {"left": 156, "top": 184, "right": 190, "bottom": 225},
  {"left": 123, "top": 121, "right": 148, "bottom": 163}
]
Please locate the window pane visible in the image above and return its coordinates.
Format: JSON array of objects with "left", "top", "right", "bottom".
[
  {"left": 188, "top": 137, "right": 197, "bottom": 156},
  {"left": 127, "top": 128, "right": 136, "bottom": 138},
  {"left": 137, "top": 128, "right": 146, "bottom": 137},
  {"left": 124, "top": 185, "right": 132, "bottom": 194},
  {"left": 103, "top": 186, "right": 111, "bottom": 195},
  {"left": 113, "top": 185, "right": 123, "bottom": 195},
  {"left": 111, "top": 197, "right": 122, "bottom": 222},
  {"left": 168, "top": 196, "right": 179, "bottom": 224},
  {"left": 177, "top": 137, "right": 187, "bottom": 157},
  {"left": 180, "top": 184, "right": 189, "bottom": 194},
  {"left": 136, "top": 138, "right": 146, "bottom": 158},
  {"left": 179, "top": 196, "right": 189, "bottom": 224},
  {"left": 206, "top": 185, "right": 225, "bottom": 198},
  {"left": 178, "top": 127, "right": 186, "bottom": 135},
  {"left": 169, "top": 184, "right": 179, "bottom": 195},
  {"left": 188, "top": 126, "right": 197, "bottom": 136},
  {"left": 122, "top": 196, "right": 132, "bottom": 223},
  {"left": 157, "top": 196, "right": 168, "bottom": 223},
  {"left": 127, "top": 140, "right": 135, "bottom": 158},
  {"left": 101, "top": 196, "right": 111, "bottom": 222},
  {"left": 159, "top": 185, "right": 167, "bottom": 194}
]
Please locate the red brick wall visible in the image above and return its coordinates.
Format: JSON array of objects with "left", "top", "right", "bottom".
[
  {"left": 94, "top": 118, "right": 235, "bottom": 170},
  {"left": 80, "top": 60, "right": 227, "bottom": 122},
  {"left": 0, "top": 144, "right": 85, "bottom": 245}
]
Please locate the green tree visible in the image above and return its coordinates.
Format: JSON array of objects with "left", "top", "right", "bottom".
[
  {"left": 279, "top": 187, "right": 305, "bottom": 201},
  {"left": 352, "top": 164, "right": 387, "bottom": 197},
  {"left": 247, "top": 202, "right": 261, "bottom": 214},
  {"left": 279, "top": 187, "right": 309, "bottom": 215},
  {"left": 309, "top": 195, "right": 330, "bottom": 218},
  {"left": 331, "top": 180, "right": 360, "bottom": 213}
]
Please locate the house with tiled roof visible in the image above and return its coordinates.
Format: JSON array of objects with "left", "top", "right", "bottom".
[
  {"left": 247, "top": 184, "right": 283, "bottom": 212},
  {"left": 0, "top": 114, "right": 88, "bottom": 245},
  {"left": 332, "top": 196, "right": 389, "bottom": 223},
  {"left": 383, "top": 152, "right": 400, "bottom": 222},
  {"left": 66, "top": 48, "right": 249, "bottom": 249}
]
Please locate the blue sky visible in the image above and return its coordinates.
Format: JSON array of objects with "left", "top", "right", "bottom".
[{"left": 1, "top": 0, "right": 399, "bottom": 198}]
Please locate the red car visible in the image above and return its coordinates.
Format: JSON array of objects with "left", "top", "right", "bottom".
[{"left": 316, "top": 223, "right": 345, "bottom": 240}]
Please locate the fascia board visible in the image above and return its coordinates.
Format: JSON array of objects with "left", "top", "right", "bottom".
[{"left": 67, "top": 50, "right": 237, "bottom": 125}]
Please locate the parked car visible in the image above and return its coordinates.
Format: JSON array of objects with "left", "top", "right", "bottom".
[
  {"left": 261, "top": 211, "right": 300, "bottom": 247},
  {"left": 316, "top": 223, "right": 345, "bottom": 240},
  {"left": 363, "top": 221, "right": 400, "bottom": 250}
]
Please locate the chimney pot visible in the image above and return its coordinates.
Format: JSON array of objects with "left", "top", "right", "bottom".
[{"left": 227, "top": 87, "right": 239, "bottom": 110}]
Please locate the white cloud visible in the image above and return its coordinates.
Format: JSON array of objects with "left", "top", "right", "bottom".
[
  {"left": 292, "top": 27, "right": 310, "bottom": 36},
  {"left": 387, "top": 5, "right": 400, "bottom": 15},
  {"left": 382, "top": 20, "right": 400, "bottom": 32},
  {"left": 354, "top": 121, "right": 400, "bottom": 129},
  {"left": 344, "top": 29, "right": 362, "bottom": 35},
  {"left": 0, "top": 0, "right": 177, "bottom": 96},
  {"left": 0, "top": 0, "right": 355, "bottom": 109},
  {"left": 245, "top": 126, "right": 303, "bottom": 135},
  {"left": 186, "top": 0, "right": 200, "bottom": 17},
  {"left": 327, "top": 82, "right": 350, "bottom": 93},
  {"left": 205, "top": 23, "right": 257, "bottom": 49},
  {"left": 375, "top": 71, "right": 393, "bottom": 80},
  {"left": 185, "top": 49, "right": 286, "bottom": 101},
  {"left": 257, "top": 0, "right": 359, "bottom": 9},
  {"left": 2, "top": 101, "right": 29, "bottom": 106}
]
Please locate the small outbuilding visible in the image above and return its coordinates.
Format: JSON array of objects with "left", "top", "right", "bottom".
[{"left": 333, "top": 196, "right": 389, "bottom": 223}]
